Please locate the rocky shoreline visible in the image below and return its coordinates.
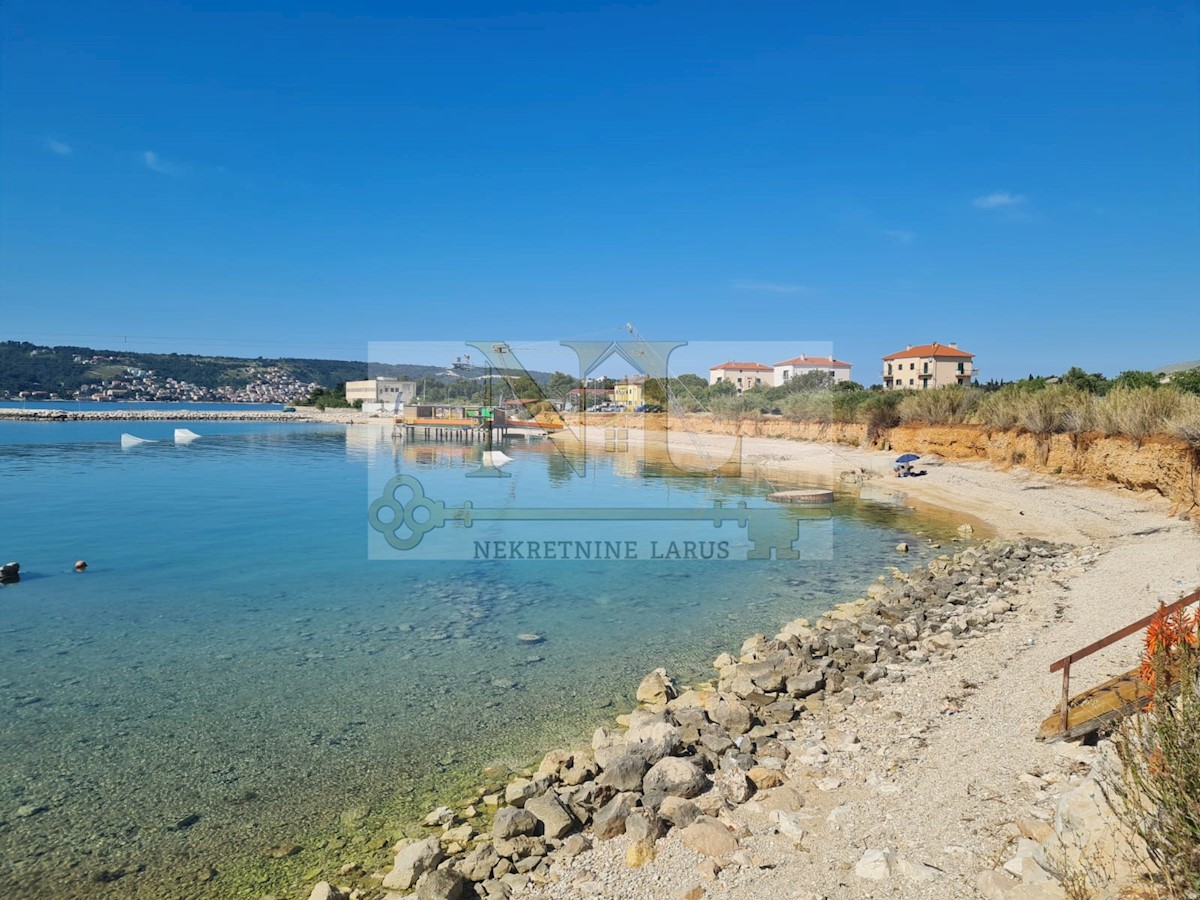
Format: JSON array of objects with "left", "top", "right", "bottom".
[{"left": 302, "top": 535, "right": 1088, "bottom": 900}]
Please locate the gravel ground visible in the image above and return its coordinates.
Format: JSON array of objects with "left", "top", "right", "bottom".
[{"left": 510, "top": 429, "right": 1200, "bottom": 900}]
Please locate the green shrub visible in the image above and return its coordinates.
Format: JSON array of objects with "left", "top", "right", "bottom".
[
  {"left": 709, "top": 395, "right": 761, "bottom": 421},
  {"left": 857, "top": 391, "right": 905, "bottom": 435},
  {"left": 780, "top": 391, "right": 832, "bottom": 424}
]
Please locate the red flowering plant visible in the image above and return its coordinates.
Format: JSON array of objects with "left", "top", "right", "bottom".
[{"left": 1111, "top": 599, "right": 1200, "bottom": 898}]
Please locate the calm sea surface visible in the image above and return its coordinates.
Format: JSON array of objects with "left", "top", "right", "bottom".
[{"left": 0, "top": 416, "right": 958, "bottom": 898}]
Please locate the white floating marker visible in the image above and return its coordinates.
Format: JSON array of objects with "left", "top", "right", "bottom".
[
  {"left": 120, "top": 433, "right": 156, "bottom": 448},
  {"left": 174, "top": 428, "right": 201, "bottom": 443}
]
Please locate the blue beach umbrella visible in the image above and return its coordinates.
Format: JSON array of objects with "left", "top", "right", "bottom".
[{"left": 895, "top": 453, "right": 920, "bottom": 463}]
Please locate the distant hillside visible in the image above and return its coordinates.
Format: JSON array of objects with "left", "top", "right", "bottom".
[{"left": 0, "top": 341, "right": 551, "bottom": 400}]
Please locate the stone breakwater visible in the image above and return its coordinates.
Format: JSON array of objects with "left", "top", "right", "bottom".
[
  {"left": 0, "top": 408, "right": 362, "bottom": 423},
  {"left": 303, "top": 537, "right": 1076, "bottom": 900}
]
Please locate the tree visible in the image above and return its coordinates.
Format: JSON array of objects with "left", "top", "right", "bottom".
[
  {"left": 546, "top": 371, "right": 578, "bottom": 399},
  {"left": 643, "top": 378, "right": 668, "bottom": 404},
  {"left": 781, "top": 370, "right": 834, "bottom": 393},
  {"left": 674, "top": 373, "right": 708, "bottom": 393},
  {"left": 1168, "top": 368, "right": 1200, "bottom": 395},
  {"left": 1112, "top": 370, "right": 1161, "bottom": 390},
  {"left": 506, "top": 374, "right": 542, "bottom": 400},
  {"left": 1061, "top": 367, "right": 1109, "bottom": 394},
  {"left": 707, "top": 380, "right": 736, "bottom": 399}
]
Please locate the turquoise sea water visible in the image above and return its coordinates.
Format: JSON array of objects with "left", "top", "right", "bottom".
[{"left": 0, "top": 418, "right": 956, "bottom": 898}]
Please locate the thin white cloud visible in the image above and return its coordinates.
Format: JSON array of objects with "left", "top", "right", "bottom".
[
  {"left": 45, "top": 138, "right": 72, "bottom": 157},
  {"left": 883, "top": 229, "right": 915, "bottom": 244},
  {"left": 143, "top": 150, "right": 190, "bottom": 177},
  {"left": 972, "top": 191, "right": 1027, "bottom": 210},
  {"left": 732, "top": 280, "right": 810, "bottom": 295}
]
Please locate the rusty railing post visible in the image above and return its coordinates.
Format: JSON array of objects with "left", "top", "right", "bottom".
[{"left": 1060, "top": 659, "right": 1071, "bottom": 733}]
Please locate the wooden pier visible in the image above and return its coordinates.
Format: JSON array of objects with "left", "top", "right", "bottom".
[{"left": 397, "top": 418, "right": 503, "bottom": 442}]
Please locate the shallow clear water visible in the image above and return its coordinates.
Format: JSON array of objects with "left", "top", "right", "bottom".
[{"left": 0, "top": 421, "right": 956, "bottom": 898}]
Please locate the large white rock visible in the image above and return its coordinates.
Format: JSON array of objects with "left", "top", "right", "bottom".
[
  {"left": 855, "top": 848, "right": 896, "bottom": 880},
  {"left": 643, "top": 757, "right": 707, "bottom": 798},
  {"left": 769, "top": 810, "right": 807, "bottom": 842},
  {"left": 382, "top": 837, "right": 443, "bottom": 891}
]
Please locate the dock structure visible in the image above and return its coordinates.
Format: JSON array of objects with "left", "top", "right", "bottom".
[
  {"left": 394, "top": 403, "right": 558, "bottom": 442},
  {"left": 397, "top": 415, "right": 506, "bottom": 443},
  {"left": 1038, "top": 587, "right": 1199, "bottom": 743}
]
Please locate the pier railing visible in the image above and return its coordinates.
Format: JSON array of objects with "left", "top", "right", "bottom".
[{"left": 1050, "top": 587, "right": 1200, "bottom": 733}]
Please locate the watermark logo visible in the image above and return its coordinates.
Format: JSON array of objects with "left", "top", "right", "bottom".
[{"left": 365, "top": 338, "right": 837, "bottom": 561}]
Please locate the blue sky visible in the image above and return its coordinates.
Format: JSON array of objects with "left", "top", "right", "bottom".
[{"left": 2, "top": 0, "right": 1197, "bottom": 382}]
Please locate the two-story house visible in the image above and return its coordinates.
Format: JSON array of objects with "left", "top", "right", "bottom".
[
  {"left": 773, "top": 354, "right": 853, "bottom": 385},
  {"left": 709, "top": 361, "right": 773, "bottom": 393},
  {"left": 614, "top": 376, "right": 647, "bottom": 410},
  {"left": 882, "top": 343, "right": 975, "bottom": 390}
]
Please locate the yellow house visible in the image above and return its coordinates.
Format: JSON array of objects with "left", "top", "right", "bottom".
[
  {"left": 882, "top": 343, "right": 975, "bottom": 390},
  {"left": 614, "top": 376, "right": 646, "bottom": 410}
]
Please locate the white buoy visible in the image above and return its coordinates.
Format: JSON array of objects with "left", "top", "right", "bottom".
[
  {"left": 120, "top": 433, "right": 156, "bottom": 448},
  {"left": 481, "top": 450, "right": 513, "bottom": 467},
  {"left": 174, "top": 428, "right": 201, "bottom": 443}
]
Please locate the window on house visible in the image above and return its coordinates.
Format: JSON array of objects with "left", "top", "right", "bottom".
[
  {"left": 923, "top": 362, "right": 929, "bottom": 374},
  {"left": 957, "top": 362, "right": 964, "bottom": 373},
  {"left": 887, "top": 364, "right": 892, "bottom": 375},
  {"left": 909, "top": 378, "right": 914, "bottom": 385},
  {"left": 909, "top": 362, "right": 915, "bottom": 370}
]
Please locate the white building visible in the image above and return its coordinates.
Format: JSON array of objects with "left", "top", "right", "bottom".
[
  {"left": 345, "top": 378, "right": 418, "bottom": 407},
  {"left": 773, "top": 354, "right": 853, "bottom": 385},
  {"left": 709, "top": 361, "right": 773, "bottom": 393}
]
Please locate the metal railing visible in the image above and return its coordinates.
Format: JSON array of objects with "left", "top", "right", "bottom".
[{"left": 1050, "top": 587, "right": 1200, "bottom": 733}]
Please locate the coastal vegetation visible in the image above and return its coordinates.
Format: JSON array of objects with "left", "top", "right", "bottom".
[
  {"left": 705, "top": 375, "right": 1200, "bottom": 446},
  {"left": 1111, "top": 605, "right": 1200, "bottom": 896},
  {"left": 298, "top": 384, "right": 360, "bottom": 410}
]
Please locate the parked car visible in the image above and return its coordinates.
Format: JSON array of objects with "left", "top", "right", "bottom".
[{"left": 634, "top": 403, "right": 663, "bottom": 413}]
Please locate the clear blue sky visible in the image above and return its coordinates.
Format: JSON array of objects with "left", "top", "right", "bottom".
[{"left": 2, "top": 1, "right": 1197, "bottom": 382}]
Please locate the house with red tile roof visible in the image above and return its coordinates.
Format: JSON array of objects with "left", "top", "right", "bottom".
[
  {"left": 773, "top": 354, "right": 854, "bottom": 385},
  {"left": 882, "top": 343, "right": 976, "bottom": 390},
  {"left": 709, "top": 361, "right": 773, "bottom": 393}
]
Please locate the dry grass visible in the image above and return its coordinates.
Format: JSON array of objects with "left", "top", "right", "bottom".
[
  {"left": 1095, "top": 389, "right": 1192, "bottom": 443},
  {"left": 708, "top": 383, "right": 1200, "bottom": 445},
  {"left": 898, "top": 385, "right": 981, "bottom": 424},
  {"left": 975, "top": 385, "right": 1095, "bottom": 434}
]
